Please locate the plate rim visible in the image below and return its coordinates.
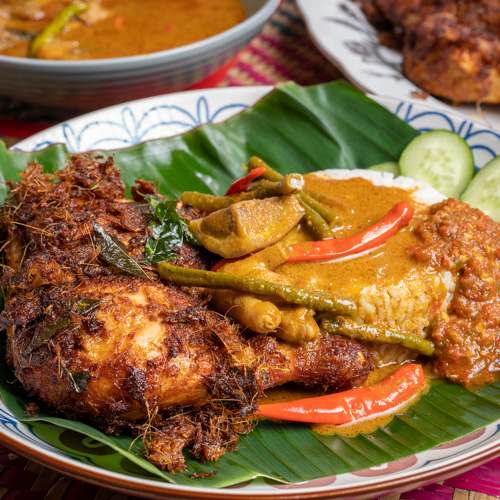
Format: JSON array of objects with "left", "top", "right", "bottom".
[
  {"left": 0, "top": 422, "right": 499, "bottom": 500},
  {"left": 13, "top": 85, "right": 275, "bottom": 153},
  {"left": 295, "top": 0, "right": 500, "bottom": 131},
  {"left": 295, "top": 0, "right": 372, "bottom": 97}
]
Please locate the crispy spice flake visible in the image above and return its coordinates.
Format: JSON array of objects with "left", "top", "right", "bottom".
[
  {"left": 190, "top": 471, "right": 218, "bottom": 479},
  {"left": 23, "top": 402, "right": 40, "bottom": 417}
]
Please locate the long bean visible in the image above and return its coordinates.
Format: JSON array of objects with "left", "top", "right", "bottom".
[
  {"left": 181, "top": 174, "right": 303, "bottom": 212},
  {"left": 29, "top": 2, "right": 89, "bottom": 58},
  {"left": 247, "top": 156, "right": 283, "bottom": 182},
  {"left": 249, "top": 157, "right": 347, "bottom": 210},
  {"left": 304, "top": 189, "right": 349, "bottom": 211},
  {"left": 299, "top": 190, "right": 342, "bottom": 227},
  {"left": 296, "top": 196, "right": 335, "bottom": 239},
  {"left": 180, "top": 192, "right": 233, "bottom": 212},
  {"left": 243, "top": 173, "right": 304, "bottom": 198},
  {"left": 157, "top": 262, "right": 356, "bottom": 316},
  {"left": 248, "top": 156, "right": 342, "bottom": 231},
  {"left": 254, "top": 178, "right": 343, "bottom": 229},
  {"left": 320, "top": 316, "right": 435, "bottom": 356}
]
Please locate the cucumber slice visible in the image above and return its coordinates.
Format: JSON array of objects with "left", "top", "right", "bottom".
[
  {"left": 368, "top": 162, "right": 400, "bottom": 176},
  {"left": 399, "top": 130, "right": 474, "bottom": 198},
  {"left": 461, "top": 155, "right": 500, "bottom": 221}
]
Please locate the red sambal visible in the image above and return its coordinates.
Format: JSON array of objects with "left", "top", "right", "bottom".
[{"left": 411, "top": 197, "right": 500, "bottom": 389}]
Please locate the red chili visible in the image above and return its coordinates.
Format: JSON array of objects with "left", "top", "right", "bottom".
[
  {"left": 211, "top": 256, "right": 242, "bottom": 272},
  {"left": 287, "top": 201, "right": 414, "bottom": 263},
  {"left": 256, "top": 363, "right": 425, "bottom": 425},
  {"left": 224, "top": 167, "right": 266, "bottom": 195}
]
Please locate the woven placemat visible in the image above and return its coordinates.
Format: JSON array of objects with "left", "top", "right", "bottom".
[
  {"left": 219, "top": 0, "right": 342, "bottom": 87},
  {"left": 0, "top": 1, "right": 499, "bottom": 499}
]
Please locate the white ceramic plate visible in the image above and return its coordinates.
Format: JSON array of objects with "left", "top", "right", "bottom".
[
  {"left": 296, "top": 0, "right": 500, "bottom": 131},
  {"left": 4, "top": 86, "right": 500, "bottom": 500}
]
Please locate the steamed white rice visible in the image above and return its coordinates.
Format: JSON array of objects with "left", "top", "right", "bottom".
[{"left": 312, "top": 169, "right": 451, "bottom": 366}]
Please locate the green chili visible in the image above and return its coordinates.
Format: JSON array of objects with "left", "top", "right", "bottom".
[
  {"left": 157, "top": 262, "right": 356, "bottom": 316},
  {"left": 29, "top": 2, "right": 89, "bottom": 58},
  {"left": 296, "top": 196, "right": 335, "bottom": 239},
  {"left": 320, "top": 316, "right": 435, "bottom": 356}
]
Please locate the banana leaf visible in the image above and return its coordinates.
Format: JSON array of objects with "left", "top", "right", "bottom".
[
  {"left": 0, "top": 82, "right": 418, "bottom": 202},
  {"left": 0, "top": 81, "right": 499, "bottom": 488}
]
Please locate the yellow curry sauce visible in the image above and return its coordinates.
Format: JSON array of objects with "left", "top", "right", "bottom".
[
  {"left": 256, "top": 174, "right": 436, "bottom": 436},
  {"left": 0, "top": 0, "right": 246, "bottom": 59},
  {"left": 278, "top": 175, "right": 442, "bottom": 310}
]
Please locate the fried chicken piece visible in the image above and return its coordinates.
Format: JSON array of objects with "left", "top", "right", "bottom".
[
  {"left": 358, "top": 0, "right": 500, "bottom": 103},
  {"left": 358, "top": 0, "right": 420, "bottom": 28},
  {"left": 0, "top": 154, "right": 372, "bottom": 472}
]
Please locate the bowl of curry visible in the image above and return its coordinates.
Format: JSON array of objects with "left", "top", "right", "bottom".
[{"left": 0, "top": 0, "right": 279, "bottom": 110}]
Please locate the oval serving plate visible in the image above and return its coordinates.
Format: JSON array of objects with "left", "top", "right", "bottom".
[
  {"left": 2, "top": 85, "right": 500, "bottom": 500},
  {"left": 296, "top": 0, "right": 500, "bottom": 132}
]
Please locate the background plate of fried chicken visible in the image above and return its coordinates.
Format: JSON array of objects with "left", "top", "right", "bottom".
[
  {"left": 2, "top": 85, "right": 500, "bottom": 499},
  {"left": 297, "top": 0, "right": 500, "bottom": 131}
]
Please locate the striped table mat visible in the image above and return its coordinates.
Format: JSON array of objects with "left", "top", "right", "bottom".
[{"left": 0, "top": 1, "right": 499, "bottom": 499}]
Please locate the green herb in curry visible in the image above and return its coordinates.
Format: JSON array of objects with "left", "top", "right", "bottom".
[{"left": 143, "top": 195, "right": 198, "bottom": 264}]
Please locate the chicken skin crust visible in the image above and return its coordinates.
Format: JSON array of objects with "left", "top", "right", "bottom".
[
  {"left": 359, "top": 0, "right": 500, "bottom": 103},
  {"left": 0, "top": 154, "right": 372, "bottom": 472}
]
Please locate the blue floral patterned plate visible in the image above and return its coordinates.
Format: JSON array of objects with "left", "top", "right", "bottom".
[
  {"left": 3, "top": 86, "right": 500, "bottom": 500},
  {"left": 297, "top": 0, "right": 500, "bottom": 131}
]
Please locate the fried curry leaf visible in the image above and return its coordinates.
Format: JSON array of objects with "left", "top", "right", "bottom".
[
  {"left": 67, "top": 371, "right": 89, "bottom": 394},
  {"left": 93, "top": 220, "right": 150, "bottom": 280},
  {"left": 28, "top": 317, "right": 71, "bottom": 353},
  {"left": 143, "top": 195, "right": 198, "bottom": 264},
  {"left": 73, "top": 298, "right": 101, "bottom": 315},
  {"left": 27, "top": 298, "right": 103, "bottom": 353}
]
